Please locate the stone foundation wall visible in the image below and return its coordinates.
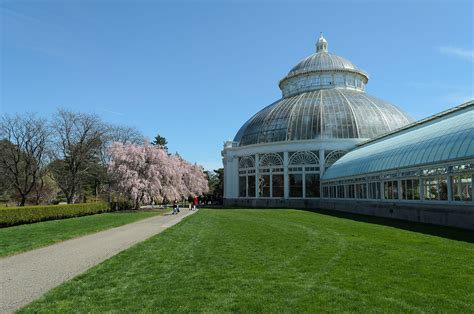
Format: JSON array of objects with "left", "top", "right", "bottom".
[{"left": 223, "top": 198, "right": 474, "bottom": 230}]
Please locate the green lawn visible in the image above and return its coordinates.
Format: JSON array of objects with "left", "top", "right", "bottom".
[
  {"left": 20, "top": 209, "right": 474, "bottom": 313},
  {"left": 0, "top": 210, "right": 165, "bottom": 257}
]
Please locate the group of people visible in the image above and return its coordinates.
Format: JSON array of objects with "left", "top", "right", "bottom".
[{"left": 171, "top": 195, "right": 199, "bottom": 215}]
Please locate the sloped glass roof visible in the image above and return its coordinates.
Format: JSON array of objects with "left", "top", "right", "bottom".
[{"left": 322, "top": 102, "right": 474, "bottom": 180}]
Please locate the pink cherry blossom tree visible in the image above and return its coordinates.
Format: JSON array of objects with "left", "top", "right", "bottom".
[
  {"left": 108, "top": 141, "right": 166, "bottom": 209},
  {"left": 182, "top": 162, "right": 209, "bottom": 197},
  {"left": 159, "top": 153, "right": 182, "bottom": 202},
  {"left": 108, "top": 141, "right": 208, "bottom": 209}
]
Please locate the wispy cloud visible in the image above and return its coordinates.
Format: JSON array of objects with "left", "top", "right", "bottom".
[
  {"left": 437, "top": 46, "right": 474, "bottom": 63},
  {"left": 1, "top": 4, "right": 74, "bottom": 60}
]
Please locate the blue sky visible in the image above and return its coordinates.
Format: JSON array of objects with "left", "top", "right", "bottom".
[{"left": 1, "top": 0, "right": 473, "bottom": 170}]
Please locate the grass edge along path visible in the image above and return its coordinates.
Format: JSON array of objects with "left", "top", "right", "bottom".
[
  {"left": 2, "top": 209, "right": 196, "bottom": 314},
  {"left": 20, "top": 208, "right": 474, "bottom": 313},
  {"left": 0, "top": 210, "right": 167, "bottom": 257}
]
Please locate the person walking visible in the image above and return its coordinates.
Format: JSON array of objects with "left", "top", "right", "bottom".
[
  {"left": 188, "top": 196, "right": 193, "bottom": 211},
  {"left": 172, "top": 199, "right": 179, "bottom": 215},
  {"left": 193, "top": 195, "right": 198, "bottom": 211}
]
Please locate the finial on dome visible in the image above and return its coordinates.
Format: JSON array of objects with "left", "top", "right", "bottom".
[{"left": 316, "top": 32, "right": 328, "bottom": 53}]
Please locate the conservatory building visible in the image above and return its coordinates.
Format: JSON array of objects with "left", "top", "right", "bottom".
[
  {"left": 222, "top": 34, "right": 474, "bottom": 229},
  {"left": 222, "top": 34, "right": 413, "bottom": 202},
  {"left": 320, "top": 101, "right": 473, "bottom": 229}
]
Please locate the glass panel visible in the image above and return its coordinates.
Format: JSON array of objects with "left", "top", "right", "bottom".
[
  {"left": 272, "top": 175, "right": 284, "bottom": 198},
  {"left": 347, "top": 184, "right": 355, "bottom": 198},
  {"left": 259, "top": 175, "right": 270, "bottom": 197},
  {"left": 439, "top": 176, "right": 448, "bottom": 200},
  {"left": 413, "top": 179, "right": 420, "bottom": 200},
  {"left": 355, "top": 183, "right": 367, "bottom": 199},
  {"left": 331, "top": 186, "right": 336, "bottom": 198},
  {"left": 406, "top": 180, "right": 413, "bottom": 200},
  {"left": 384, "top": 182, "right": 388, "bottom": 199},
  {"left": 248, "top": 175, "right": 256, "bottom": 197},
  {"left": 384, "top": 181, "right": 398, "bottom": 200},
  {"left": 323, "top": 186, "right": 329, "bottom": 197},
  {"left": 401, "top": 180, "right": 407, "bottom": 200},
  {"left": 424, "top": 177, "right": 438, "bottom": 200},
  {"left": 239, "top": 176, "right": 247, "bottom": 197},
  {"left": 393, "top": 181, "right": 399, "bottom": 199},
  {"left": 401, "top": 179, "right": 418, "bottom": 201},
  {"left": 452, "top": 174, "right": 472, "bottom": 201},
  {"left": 465, "top": 174, "right": 472, "bottom": 201},
  {"left": 289, "top": 174, "right": 303, "bottom": 197},
  {"left": 305, "top": 173, "right": 320, "bottom": 197},
  {"left": 337, "top": 185, "right": 344, "bottom": 198}
]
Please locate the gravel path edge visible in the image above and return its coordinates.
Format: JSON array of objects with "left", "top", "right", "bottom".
[{"left": 0, "top": 209, "right": 198, "bottom": 313}]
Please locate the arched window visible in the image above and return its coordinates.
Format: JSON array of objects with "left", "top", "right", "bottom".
[
  {"left": 325, "top": 150, "right": 347, "bottom": 168},
  {"left": 288, "top": 151, "right": 320, "bottom": 198},
  {"left": 259, "top": 153, "right": 283, "bottom": 167},
  {"left": 289, "top": 151, "right": 319, "bottom": 165},
  {"left": 239, "top": 156, "right": 255, "bottom": 169},
  {"left": 258, "top": 153, "right": 284, "bottom": 198},
  {"left": 238, "top": 156, "right": 256, "bottom": 198}
]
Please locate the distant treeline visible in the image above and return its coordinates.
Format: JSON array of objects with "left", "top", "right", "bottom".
[{"left": 0, "top": 109, "right": 223, "bottom": 207}]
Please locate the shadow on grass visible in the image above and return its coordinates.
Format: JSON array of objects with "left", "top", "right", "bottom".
[
  {"left": 207, "top": 206, "right": 474, "bottom": 243},
  {"left": 303, "top": 208, "right": 474, "bottom": 243}
]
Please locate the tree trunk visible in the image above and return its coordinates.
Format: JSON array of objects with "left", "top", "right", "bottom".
[
  {"left": 67, "top": 195, "right": 74, "bottom": 204},
  {"left": 67, "top": 184, "right": 76, "bottom": 204}
]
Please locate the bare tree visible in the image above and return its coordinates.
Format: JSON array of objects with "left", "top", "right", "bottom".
[
  {"left": 108, "top": 125, "right": 144, "bottom": 145},
  {"left": 99, "top": 124, "right": 144, "bottom": 165},
  {"left": 50, "top": 110, "right": 106, "bottom": 204},
  {"left": 0, "top": 115, "right": 49, "bottom": 206},
  {"left": 96, "top": 124, "right": 144, "bottom": 203}
]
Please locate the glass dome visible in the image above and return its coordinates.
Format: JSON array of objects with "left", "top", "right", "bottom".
[
  {"left": 285, "top": 52, "right": 368, "bottom": 78},
  {"left": 234, "top": 34, "right": 414, "bottom": 146},
  {"left": 234, "top": 89, "right": 414, "bottom": 146}
]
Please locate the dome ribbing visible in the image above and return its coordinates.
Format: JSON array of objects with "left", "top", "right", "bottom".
[{"left": 234, "top": 35, "right": 414, "bottom": 146}]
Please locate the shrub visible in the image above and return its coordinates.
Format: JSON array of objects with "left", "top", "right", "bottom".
[
  {"left": 109, "top": 201, "right": 134, "bottom": 211},
  {"left": 0, "top": 203, "right": 111, "bottom": 227}
]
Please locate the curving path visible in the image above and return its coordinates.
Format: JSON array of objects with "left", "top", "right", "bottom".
[{"left": 0, "top": 209, "right": 198, "bottom": 313}]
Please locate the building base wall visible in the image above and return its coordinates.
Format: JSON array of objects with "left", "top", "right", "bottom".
[{"left": 223, "top": 198, "right": 474, "bottom": 230}]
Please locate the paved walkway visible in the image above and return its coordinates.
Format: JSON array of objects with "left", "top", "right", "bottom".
[{"left": 0, "top": 209, "right": 198, "bottom": 313}]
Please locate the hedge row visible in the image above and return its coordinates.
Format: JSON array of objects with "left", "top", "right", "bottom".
[{"left": 0, "top": 202, "right": 112, "bottom": 227}]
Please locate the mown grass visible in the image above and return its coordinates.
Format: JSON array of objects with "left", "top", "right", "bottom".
[
  {"left": 21, "top": 209, "right": 474, "bottom": 313},
  {"left": 0, "top": 210, "right": 165, "bottom": 257}
]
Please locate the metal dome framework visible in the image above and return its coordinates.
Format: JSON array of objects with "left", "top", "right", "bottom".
[
  {"left": 234, "top": 33, "right": 413, "bottom": 147},
  {"left": 224, "top": 34, "right": 414, "bottom": 202},
  {"left": 234, "top": 89, "right": 413, "bottom": 146},
  {"left": 223, "top": 35, "right": 474, "bottom": 230}
]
